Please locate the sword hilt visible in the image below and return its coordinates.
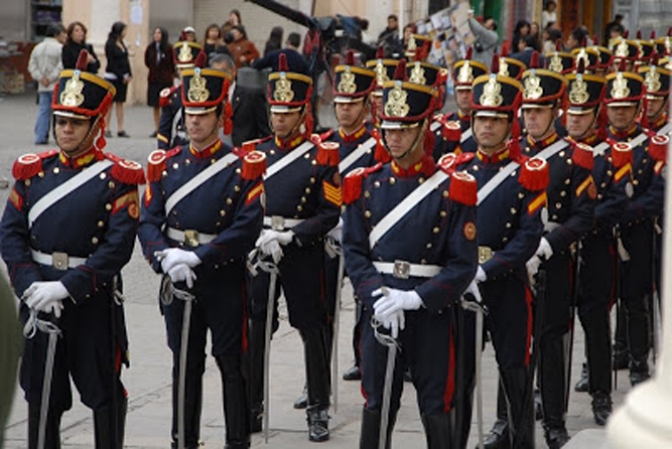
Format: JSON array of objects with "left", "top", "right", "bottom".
[
  {"left": 371, "top": 316, "right": 401, "bottom": 350},
  {"left": 460, "top": 294, "right": 488, "bottom": 315},
  {"left": 23, "top": 309, "right": 61, "bottom": 339}
]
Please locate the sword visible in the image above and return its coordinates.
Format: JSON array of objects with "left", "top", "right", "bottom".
[
  {"left": 259, "top": 258, "right": 279, "bottom": 443},
  {"left": 160, "top": 275, "right": 195, "bottom": 449},
  {"left": 461, "top": 290, "right": 488, "bottom": 449},
  {"left": 325, "top": 236, "right": 345, "bottom": 413},
  {"left": 23, "top": 310, "right": 61, "bottom": 449},
  {"left": 372, "top": 306, "right": 398, "bottom": 449},
  {"left": 564, "top": 246, "right": 581, "bottom": 412}
]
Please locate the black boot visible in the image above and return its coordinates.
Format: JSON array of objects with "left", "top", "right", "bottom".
[
  {"left": 421, "top": 414, "right": 451, "bottom": 449},
  {"left": 482, "top": 380, "right": 509, "bottom": 449},
  {"left": 216, "top": 355, "right": 250, "bottom": 449},
  {"left": 294, "top": 384, "right": 308, "bottom": 409},
  {"left": 539, "top": 336, "right": 570, "bottom": 449},
  {"left": 247, "top": 320, "right": 265, "bottom": 434},
  {"left": 342, "top": 364, "right": 361, "bottom": 381},
  {"left": 591, "top": 391, "right": 612, "bottom": 426},
  {"left": 359, "top": 407, "right": 396, "bottom": 449},
  {"left": 500, "top": 368, "right": 534, "bottom": 449},
  {"left": 625, "top": 296, "right": 651, "bottom": 386},
  {"left": 170, "top": 352, "right": 204, "bottom": 449},
  {"left": 613, "top": 305, "right": 629, "bottom": 370},
  {"left": 301, "top": 327, "right": 331, "bottom": 442},
  {"left": 574, "top": 363, "right": 589, "bottom": 393},
  {"left": 28, "top": 404, "right": 62, "bottom": 449},
  {"left": 93, "top": 394, "right": 127, "bottom": 449}
]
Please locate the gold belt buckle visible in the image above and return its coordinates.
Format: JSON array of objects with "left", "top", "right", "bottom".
[
  {"left": 393, "top": 260, "right": 411, "bottom": 279},
  {"left": 52, "top": 252, "right": 69, "bottom": 271},
  {"left": 184, "top": 230, "right": 200, "bottom": 248},
  {"left": 478, "top": 246, "right": 493, "bottom": 264},
  {"left": 271, "top": 216, "right": 285, "bottom": 231}
]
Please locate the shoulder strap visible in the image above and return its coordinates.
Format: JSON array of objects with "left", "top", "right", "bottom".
[
  {"left": 28, "top": 160, "right": 113, "bottom": 228},
  {"left": 338, "top": 137, "right": 377, "bottom": 173},
  {"left": 264, "top": 140, "right": 315, "bottom": 180},
  {"left": 368, "top": 170, "right": 449, "bottom": 248},
  {"left": 164, "top": 152, "right": 239, "bottom": 215}
]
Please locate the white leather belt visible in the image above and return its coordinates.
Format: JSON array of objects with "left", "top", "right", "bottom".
[
  {"left": 166, "top": 227, "right": 216, "bottom": 246},
  {"left": 263, "top": 216, "right": 305, "bottom": 230},
  {"left": 31, "top": 249, "right": 87, "bottom": 270},
  {"left": 373, "top": 261, "right": 442, "bottom": 279}
]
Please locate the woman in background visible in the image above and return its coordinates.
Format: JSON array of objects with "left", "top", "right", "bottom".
[
  {"left": 145, "top": 26, "right": 174, "bottom": 138},
  {"left": 202, "top": 24, "right": 224, "bottom": 56},
  {"left": 62, "top": 21, "right": 100, "bottom": 73},
  {"left": 263, "top": 26, "right": 284, "bottom": 56},
  {"left": 104, "top": 21, "right": 132, "bottom": 137}
]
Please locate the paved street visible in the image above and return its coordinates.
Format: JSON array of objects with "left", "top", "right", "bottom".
[{"left": 0, "top": 91, "right": 633, "bottom": 448}]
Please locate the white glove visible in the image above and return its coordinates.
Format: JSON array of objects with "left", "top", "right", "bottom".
[
  {"left": 475, "top": 266, "right": 486, "bottom": 283},
  {"left": 259, "top": 239, "right": 284, "bottom": 264},
  {"left": 155, "top": 248, "right": 201, "bottom": 273},
  {"left": 372, "top": 288, "right": 423, "bottom": 319},
  {"left": 536, "top": 237, "right": 553, "bottom": 260},
  {"left": 23, "top": 281, "right": 69, "bottom": 318},
  {"left": 463, "top": 280, "right": 483, "bottom": 303},
  {"left": 381, "top": 309, "right": 405, "bottom": 339},
  {"left": 167, "top": 263, "right": 197, "bottom": 288},
  {"left": 255, "top": 229, "right": 294, "bottom": 248},
  {"left": 326, "top": 217, "right": 343, "bottom": 242},
  {"left": 526, "top": 255, "right": 543, "bottom": 277}
]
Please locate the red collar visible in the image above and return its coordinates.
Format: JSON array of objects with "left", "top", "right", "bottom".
[
  {"left": 274, "top": 134, "right": 305, "bottom": 151},
  {"left": 477, "top": 146, "right": 510, "bottom": 164},
  {"left": 59, "top": 146, "right": 104, "bottom": 169},
  {"left": 568, "top": 133, "right": 599, "bottom": 146},
  {"left": 339, "top": 123, "right": 368, "bottom": 143},
  {"left": 190, "top": 139, "right": 223, "bottom": 159},
  {"left": 526, "top": 132, "right": 560, "bottom": 152},
  {"left": 609, "top": 123, "right": 638, "bottom": 140},
  {"left": 650, "top": 113, "right": 669, "bottom": 132},
  {"left": 391, "top": 155, "right": 435, "bottom": 178}
]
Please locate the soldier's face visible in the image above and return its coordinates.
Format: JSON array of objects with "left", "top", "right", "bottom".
[
  {"left": 607, "top": 105, "right": 637, "bottom": 130},
  {"left": 566, "top": 111, "right": 596, "bottom": 139},
  {"left": 473, "top": 115, "right": 510, "bottom": 150},
  {"left": 455, "top": 89, "right": 472, "bottom": 113},
  {"left": 384, "top": 126, "right": 421, "bottom": 159},
  {"left": 335, "top": 101, "right": 365, "bottom": 130},
  {"left": 186, "top": 111, "right": 221, "bottom": 146},
  {"left": 523, "top": 107, "right": 555, "bottom": 139},
  {"left": 646, "top": 97, "right": 667, "bottom": 119},
  {"left": 271, "top": 111, "right": 301, "bottom": 139},
  {"left": 372, "top": 95, "right": 383, "bottom": 119},
  {"left": 55, "top": 116, "right": 93, "bottom": 153}
]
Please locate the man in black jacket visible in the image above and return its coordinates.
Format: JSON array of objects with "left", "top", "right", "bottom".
[{"left": 210, "top": 53, "right": 270, "bottom": 146}]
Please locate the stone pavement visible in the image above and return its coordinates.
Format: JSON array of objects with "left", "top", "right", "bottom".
[{"left": 0, "top": 91, "right": 635, "bottom": 448}]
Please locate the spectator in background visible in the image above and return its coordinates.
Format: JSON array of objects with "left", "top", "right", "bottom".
[
  {"left": 530, "top": 21, "right": 541, "bottom": 49},
  {"left": 182, "top": 26, "right": 197, "bottom": 43},
  {"left": 145, "top": 26, "right": 175, "bottom": 138},
  {"left": 210, "top": 52, "right": 270, "bottom": 146},
  {"left": 513, "top": 19, "right": 531, "bottom": 45},
  {"left": 567, "top": 26, "right": 589, "bottom": 50},
  {"left": 202, "top": 23, "right": 224, "bottom": 56},
  {"left": 0, "top": 272, "right": 21, "bottom": 447},
  {"left": 468, "top": 12, "right": 499, "bottom": 67},
  {"left": 28, "top": 22, "right": 66, "bottom": 145},
  {"left": 221, "top": 9, "right": 242, "bottom": 38},
  {"left": 62, "top": 21, "right": 100, "bottom": 74},
  {"left": 607, "top": 22, "right": 625, "bottom": 48},
  {"left": 263, "top": 26, "right": 284, "bottom": 57},
  {"left": 104, "top": 21, "right": 132, "bottom": 137},
  {"left": 604, "top": 14, "right": 624, "bottom": 47},
  {"left": 511, "top": 35, "right": 545, "bottom": 66},
  {"left": 542, "top": 1, "right": 558, "bottom": 29},
  {"left": 227, "top": 25, "right": 260, "bottom": 68},
  {"left": 542, "top": 27, "right": 563, "bottom": 54},
  {"left": 253, "top": 32, "right": 309, "bottom": 74},
  {"left": 377, "top": 14, "right": 399, "bottom": 46}
]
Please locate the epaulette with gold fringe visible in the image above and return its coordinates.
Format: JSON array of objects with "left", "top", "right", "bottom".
[
  {"left": 106, "top": 154, "right": 146, "bottom": 185},
  {"left": 518, "top": 157, "right": 550, "bottom": 192},
  {"left": 147, "top": 148, "right": 181, "bottom": 182}
]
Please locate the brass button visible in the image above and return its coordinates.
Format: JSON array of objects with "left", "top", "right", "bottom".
[
  {"left": 53, "top": 167, "right": 60, "bottom": 174},
  {"left": 108, "top": 181, "right": 115, "bottom": 189},
  {"left": 172, "top": 163, "right": 179, "bottom": 169},
  {"left": 99, "top": 173, "right": 106, "bottom": 179},
  {"left": 92, "top": 237, "right": 99, "bottom": 244},
  {"left": 98, "top": 221, "right": 104, "bottom": 228},
  {"left": 364, "top": 210, "right": 372, "bottom": 218},
  {"left": 220, "top": 210, "right": 226, "bottom": 216},
  {"left": 105, "top": 203, "right": 112, "bottom": 211}
]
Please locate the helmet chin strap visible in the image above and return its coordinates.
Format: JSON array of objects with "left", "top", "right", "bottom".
[
  {"left": 385, "top": 119, "right": 427, "bottom": 161},
  {"left": 529, "top": 107, "right": 558, "bottom": 142},
  {"left": 342, "top": 99, "right": 369, "bottom": 132},
  {"left": 56, "top": 115, "right": 101, "bottom": 158}
]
